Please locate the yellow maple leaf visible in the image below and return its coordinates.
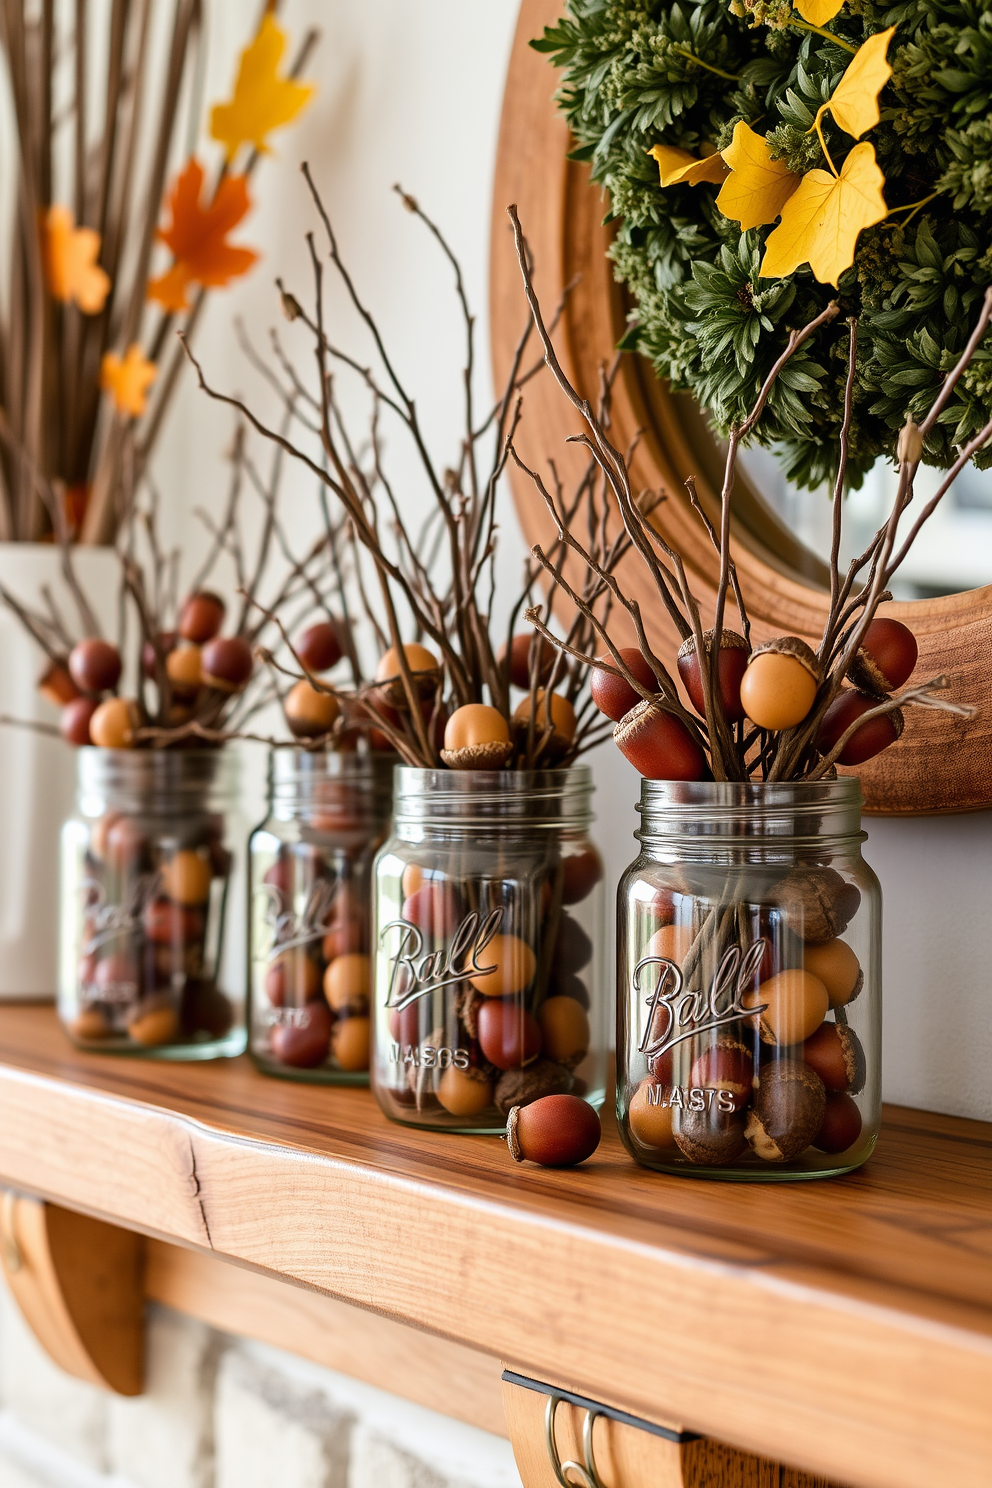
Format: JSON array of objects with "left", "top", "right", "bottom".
[
  {"left": 793, "top": 0, "right": 845, "bottom": 23},
  {"left": 814, "top": 28, "right": 895, "bottom": 140},
  {"left": 760, "top": 142, "right": 887, "bottom": 287},
  {"left": 649, "top": 144, "right": 729, "bottom": 188},
  {"left": 100, "top": 344, "right": 157, "bottom": 417},
  {"left": 715, "top": 122, "right": 801, "bottom": 230},
  {"left": 210, "top": 14, "right": 314, "bottom": 161},
  {"left": 43, "top": 206, "right": 110, "bottom": 314}
]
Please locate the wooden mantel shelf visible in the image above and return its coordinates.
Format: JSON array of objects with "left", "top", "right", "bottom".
[{"left": 0, "top": 1006, "right": 989, "bottom": 1488}]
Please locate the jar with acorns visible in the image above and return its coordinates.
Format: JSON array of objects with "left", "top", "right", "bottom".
[
  {"left": 372, "top": 767, "right": 607, "bottom": 1132},
  {"left": 617, "top": 779, "right": 880, "bottom": 1179},
  {"left": 248, "top": 749, "right": 393, "bottom": 1082},
  {"left": 59, "top": 748, "right": 246, "bottom": 1056}
]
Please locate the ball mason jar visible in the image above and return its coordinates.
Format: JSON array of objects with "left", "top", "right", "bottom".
[
  {"left": 617, "top": 778, "right": 880, "bottom": 1180},
  {"left": 248, "top": 751, "right": 393, "bottom": 1083},
  {"left": 372, "top": 767, "right": 607, "bottom": 1133},
  {"left": 59, "top": 748, "right": 246, "bottom": 1057}
]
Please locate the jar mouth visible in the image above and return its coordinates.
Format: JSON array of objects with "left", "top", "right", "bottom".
[
  {"left": 636, "top": 777, "right": 864, "bottom": 845},
  {"left": 391, "top": 766, "right": 594, "bottom": 830},
  {"left": 77, "top": 746, "right": 238, "bottom": 813},
  {"left": 268, "top": 747, "right": 394, "bottom": 817}
]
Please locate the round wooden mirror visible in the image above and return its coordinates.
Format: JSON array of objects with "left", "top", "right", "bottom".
[{"left": 490, "top": 0, "right": 992, "bottom": 815}]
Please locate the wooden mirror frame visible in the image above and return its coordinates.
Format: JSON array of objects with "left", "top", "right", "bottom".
[{"left": 490, "top": 0, "right": 992, "bottom": 814}]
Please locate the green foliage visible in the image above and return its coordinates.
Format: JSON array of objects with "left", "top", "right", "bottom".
[{"left": 536, "top": 0, "right": 992, "bottom": 487}]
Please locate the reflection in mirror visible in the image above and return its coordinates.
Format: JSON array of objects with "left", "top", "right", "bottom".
[{"left": 738, "top": 449, "right": 992, "bottom": 599}]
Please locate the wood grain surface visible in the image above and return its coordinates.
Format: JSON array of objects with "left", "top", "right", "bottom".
[
  {"left": 489, "top": 0, "right": 992, "bottom": 815},
  {"left": 0, "top": 1008, "right": 989, "bottom": 1488}
]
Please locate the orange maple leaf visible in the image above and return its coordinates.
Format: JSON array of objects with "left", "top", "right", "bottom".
[
  {"left": 44, "top": 205, "right": 111, "bottom": 314},
  {"left": 100, "top": 344, "right": 157, "bottom": 417},
  {"left": 147, "top": 158, "right": 258, "bottom": 312}
]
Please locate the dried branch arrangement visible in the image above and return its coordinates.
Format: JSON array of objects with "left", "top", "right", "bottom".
[
  {"left": 184, "top": 173, "right": 625, "bottom": 772},
  {"left": 508, "top": 207, "right": 986, "bottom": 785},
  {"left": 0, "top": 2, "right": 314, "bottom": 544},
  {"left": 0, "top": 419, "right": 355, "bottom": 751}
]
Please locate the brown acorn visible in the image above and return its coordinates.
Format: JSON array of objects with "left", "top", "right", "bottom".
[
  {"left": 847, "top": 617, "right": 918, "bottom": 695},
  {"left": 745, "top": 1060, "right": 826, "bottom": 1162},
  {"left": 677, "top": 629, "right": 750, "bottom": 723}
]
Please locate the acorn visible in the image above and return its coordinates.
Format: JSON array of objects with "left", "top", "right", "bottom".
[
  {"left": 590, "top": 648, "right": 658, "bottom": 722},
  {"left": 201, "top": 636, "right": 253, "bottom": 694},
  {"left": 296, "top": 620, "right": 343, "bottom": 673},
  {"left": 817, "top": 689, "right": 903, "bottom": 766},
  {"left": 38, "top": 661, "right": 81, "bottom": 708},
  {"left": 437, "top": 1064, "right": 493, "bottom": 1117},
  {"left": 677, "top": 630, "right": 750, "bottom": 724},
  {"left": 499, "top": 633, "right": 556, "bottom": 690},
  {"left": 60, "top": 697, "right": 98, "bottom": 746},
  {"left": 89, "top": 697, "right": 140, "bottom": 749},
  {"left": 506, "top": 1094, "right": 601, "bottom": 1167},
  {"left": 374, "top": 643, "right": 441, "bottom": 703},
  {"left": 495, "top": 1058, "right": 572, "bottom": 1115},
  {"left": 767, "top": 867, "right": 860, "bottom": 945},
  {"left": 614, "top": 698, "right": 706, "bottom": 780},
  {"left": 813, "top": 1091, "right": 864, "bottom": 1154},
  {"left": 802, "top": 1021, "right": 866, "bottom": 1094},
  {"left": 673, "top": 1104, "right": 748, "bottom": 1166},
  {"left": 513, "top": 689, "right": 576, "bottom": 761},
  {"left": 441, "top": 703, "right": 513, "bottom": 769},
  {"left": 141, "top": 632, "right": 178, "bottom": 680},
  {"left": 477, "top": 999, "right": 542, "bottom": 1070},
  {"left": 745, "top": 1061, "right": 826, "bottom": 1162},
  {"left": 744, "top": 968, "right": 829, "bottom": 1047},
  {"left": 627, "top": 1079, "right": 677, "bottom": 1149},
  {"left": 739, "top": 637, "right": 820, "bottom": 731},
  {"left": 847, "top": 617, "right": 917, "bottom": 696},
  {"left": 68, "top": 638, "right": 122, "bottom": 695},
  {"left": 561, "top": 843, "right": 604, "bottom": 904},
  {"left": 285, "top": 679, "right": 339, "bottom": 738},
  {"left": 179, "top": 591, "right": 225, "bottom": 644},
  {"left": 803, "top": 938, "right": 862, "bottom": 1009},
  {"left": 166, "top": 644, "right": 203, "bottom": 699},
  {"left": 689, "top": 1035, "right": 754, "bottom": 1111}
]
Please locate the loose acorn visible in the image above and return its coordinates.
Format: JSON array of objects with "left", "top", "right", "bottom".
[
  {"left": 677, "top": 629, "right": 750, "bottom": 724},
  {"left": 89, "top": 696, "right": 140, "bottom": 749},
  {"left": 613, "top": 698, "right": 706, "bottom": 781},
  {"left": 60, "top": 697, "right": 98, "bottom": 746},
  {"left": 68, "top": 638, "right": 122, "bottom": 695},
  {"left": 285, "top": 679, "right": 339, "bottom": 738},
  {"left": 506, "top": 1094, "right": 601, "bottom": 1167},
  {"left": 179, "top": 591, "right": 225, "bottom": 644},
  {"left": 500, "top": 633, "right": 556, "bottom": 690},
  {"left": 813, "top": 1091, "right": 863, "bottom": 1154},
  {"left": 441, "top": 703, "right": 512, "bottom": 770},
  {"left": 590, "top": 648, "right": 658, "bottom": 722},
  {"left": 296, "top": 620, "right": 343, "bottom": 673},
  {"left": 817, "top": 689, "right": 903, "bottom": 766},
  {"left": 848, "top": 617, "right": 917, "bottom": 695},
  {"left": 201, "top": 636, "right": 253, "bottom": 693},
  {"left": 739, "top": 637, "right": 820, "bottom": 731}
]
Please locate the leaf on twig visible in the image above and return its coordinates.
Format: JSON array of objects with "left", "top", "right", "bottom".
[
  {"left": 793, "top": 0, "right": 845, "bottom": 23},
  {"left": 715, "top": 123, "right": 800, "bottom": 229},
  {"left": 210, "top": 14, "right": 315, "bottom": 161},
  {"left": 814, "top": 28, "right": 895, "bottom": 140},
  {"left": 100, "top": 345, "right": 157, "bottom": 417},
  {"left": 147, "top": 159, "right": 258, "bottom": 312},
  {"left": 43, "top": 206, "right": 111, "bottom": 314},
  {"left": 760, "top": 142, "right": 887, "bottom": 287},
  {"left": 649, "top": 143, "right": 729, "bottom": 188}
]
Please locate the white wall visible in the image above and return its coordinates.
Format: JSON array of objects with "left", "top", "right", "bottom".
[{"left": 149, "top": 0, "right": 990, "bottom": 1124}]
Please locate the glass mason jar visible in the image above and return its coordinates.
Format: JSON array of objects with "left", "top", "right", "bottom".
[
  {"left": 372, "top": 767, "right": 607, "bottom": 1133},
  {"left": 59, "top": 748, "right": 246, "bottom": 1058},
  {"left": 248, "top": 751, "right": 394, "bottom": 1082},
  {"left": 618, "top": 779, "right": 880, "bottom": 1181}
]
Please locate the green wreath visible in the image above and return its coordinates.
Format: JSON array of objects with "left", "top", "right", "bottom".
[{"left": 536, "top": 0, "right": 992, "bottom": 488}]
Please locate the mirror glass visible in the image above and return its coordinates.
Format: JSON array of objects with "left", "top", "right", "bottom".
[{"left": 738, "top": 448, "right": 992, "bottom": 600}]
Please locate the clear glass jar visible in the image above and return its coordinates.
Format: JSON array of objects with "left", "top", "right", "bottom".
[
  {"left": 59, "top": 749, "right": 246, "bottom": 1058},
  {"left": 618, "top": 778, "right": 880, "bottom": 1180},
  {"left": 248, "top": 751, "right": 393, "bottom": 1083},
  {"left": 372, "top": 768, "right": 607, "bottom": 1133}
]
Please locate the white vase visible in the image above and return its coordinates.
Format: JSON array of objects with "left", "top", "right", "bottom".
[{"left": 0, "top": 544, "right": 119, "bottom": 997}]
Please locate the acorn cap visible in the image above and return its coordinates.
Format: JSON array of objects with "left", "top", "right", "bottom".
[
  {"left": 440, "top": 741, "right": 513, "bottom": 770},
  {"left": 496, "top": 1058, "right": 572, "bottom": 1116},
  {"left": 678, "top": 629, "right": 750, "bottom": 661},
  {"left": 837, "top": 1023, "right": 867, "bottom": 1096},
  {"left": 506, "top": 1105, "right": 523, "bottom": 1161},
  {"left": 673, "top": 1105, "right": 747, "bottom": 1166},
  {"left": 848, "top": 649, "right": 891, "bottom": 697},
  {"left": 744, "top": 1060, "right": 826, "bottom": 1162},
  {"left": 749, "top": 635, "right": 821, "bottom": 682}
]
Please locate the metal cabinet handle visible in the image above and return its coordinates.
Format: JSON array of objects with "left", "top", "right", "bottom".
[{"left": 545, "top": 1394, "right": 607, "bottom": 1488}]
